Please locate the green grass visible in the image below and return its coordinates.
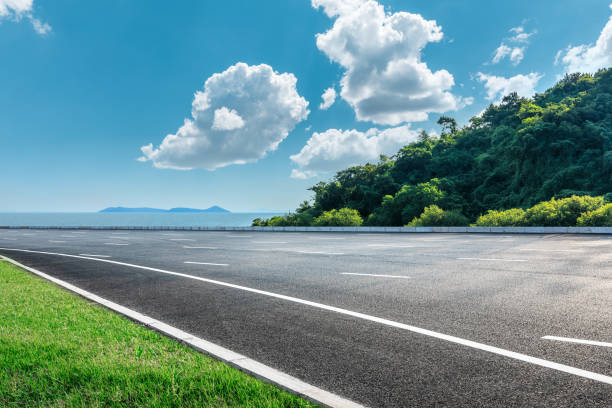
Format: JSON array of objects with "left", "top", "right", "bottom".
[{"left": 0, "top": 261, "right": 319, "bottom": 408}]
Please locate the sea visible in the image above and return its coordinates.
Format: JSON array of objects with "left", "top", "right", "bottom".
[{"left": 0, "top": 212, "right": 284, "bottom": 228}]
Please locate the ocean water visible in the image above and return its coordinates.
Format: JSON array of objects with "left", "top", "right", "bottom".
[{"left": 0, "top": 212, "right": 284, "bottom": 227}]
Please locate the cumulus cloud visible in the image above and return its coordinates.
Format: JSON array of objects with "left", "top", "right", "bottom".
[
  {"left": 290, "top": 125, "right": 419, "bottom": 178},
  {"left": 319, "top": 87, "right": 337, "bottom": 110},
  {"left": 312, "top": 0, "right": 465, "bottom": 125},
  {"left": 490, "top": 26, "right": 535, "bottom": 66},
  {"left": 0, "top": 0, "right": 51, "bottom": 35},
  {"left": 476, "top": 72, "right": 543, "bottom": 102},
  {"left": 139, "top": 62, "right": 309, "bottom": 170},
  {"left": 556, "top": 4, "right": 612, "bottom": 73}
]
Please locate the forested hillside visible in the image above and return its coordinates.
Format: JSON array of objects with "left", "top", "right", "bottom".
[{"left": 255, "top": 68, "right": 612, "bottom": 226}]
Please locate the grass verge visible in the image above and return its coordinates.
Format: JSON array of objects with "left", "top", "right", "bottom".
[{"left": 0, "top": 260, "right": 318, "bottom": 408}]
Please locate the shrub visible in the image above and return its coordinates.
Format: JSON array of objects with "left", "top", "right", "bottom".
[
  {"left": 523, "top": 195, "right": 604, "bottom": 226},
  {"left": 577, "top": 203, "right": 612, "bottom": 226},
  {"left": 251, "top": 212, "right": 313, "bottom": 227},
  {"left": 475, "top": 208, "right": 527, "bottom": 226},
  {"left": 406, "top": 205, "right": 469, "bottom": 227},
  {"left": 313, "top": 208, "right": 363, "bottom": 226}
]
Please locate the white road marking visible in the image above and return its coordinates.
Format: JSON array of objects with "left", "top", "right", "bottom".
[
  {"left": 311, "top": 237, "right": 345, "bottom": 240},
  {"left": 60, "top": 235, "right": 80, "bottom": 238},
  {"left": 104, "top": 243, "right": 129, "bottom": 246},
  {"left": 457, "top": 257, "right": 527, "bottom": 262},
  {"left": 22, "top": 233, "right": 36, "bottom": 236},
  {"left": 341, "top": 273, "right": 411, "bottom": 279},
  {"left": 542, "top": 336, "right": 612, "bottom": 348},
  {"left": 1, "top": 247, "right": 612, "bottom": 386},
  {"left": 79, "top": 254, "right": 111, "bottom": 258},
  {"left": 184, "top": 261, "right": 229, "bottom": 266},
  {"left": 183, "top": 246, "right": 218, "bottom": 249},
  {"left": 227, "top": 235, "right": 253, "bottom": 238},
  {"left": 111, "top": 232, "right": 129, "bottom": 235},
  {"left": 367, "top": 244, "right": 414, "bottom": 248},
  {"left": 297, "top": 251, "right": 344, "bottom": 255},
  {"left": 0, "top": 254, "right": 362, "bottom": 408},
  {"left": 252, "top": 241, "right": 288, "bottom": 244},
  {"left": 519, "top": 249, "right": 581, "bottom": 253},
  {"left": 169, "top": 238, "right": 195, "bottom": 241},
  {"left": 161, "top": 233, "right": 182, "bottom": 236},
  {"left": 2, "top": 238, "right": 17, "bottom": 241},
  {"left": 49, "top": 240, "right": 65, "bottom": 243}
]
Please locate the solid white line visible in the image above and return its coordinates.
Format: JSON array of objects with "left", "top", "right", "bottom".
[
  {"left": 0, "top": 248, "right": 611, "bottom": 386},
  {"left": 341, "top": 273, "right": 411, "bottom": 279},
  {"left": 184, "top": 261, "right": 229, "bottom": 266},
  {"left": 542, "top": 336, "right": 612, "bottom": 348},
  {"left": 104, "top": 243, "right": 129, "bottom": 246},
  {"left": 79, "top": 254, "right": 111, "bottom": 258},
  {"left": 457, "top": 257, "right": 527, "bottom": 262},
  {"left": 297, "top": 251, "right": 344, "bottom": 255},
  {"left": 0, "top": 254, "right": 362, "bottom": 408},
  {"left": 183, "top": 246, "right": 218, "bottom": 249}
]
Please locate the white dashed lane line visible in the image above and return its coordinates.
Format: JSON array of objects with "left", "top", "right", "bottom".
[
  {"left": 169, "top": 239, "right": 195, "bottom": 241},
  {"left": 104, "top": 243, "right": 129, "bottom": 246},
  {"left": 183, "top": 246, "right": 218, "bottom": 249},
  {"left": 79, "top": 254, "right": 111, "bottom": 258},
  {"left": 184, "top": 261, "right": 229, "bottom": 266},
  {"left": 457, "top": 257, "right": 527, "bottom": 262},
  {"left": 341, "top": 273, "right": 411, "bottom": 279},
  {"left": 49, "top": 240, "right": 66, "bottom": 243},
  {"left": 297, "top": 251, "right": 344, "bottom": 255}
]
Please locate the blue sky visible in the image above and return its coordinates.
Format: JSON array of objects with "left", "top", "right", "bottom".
[{"left": 1, "top": 0, "right": 611, "bottom": 212}]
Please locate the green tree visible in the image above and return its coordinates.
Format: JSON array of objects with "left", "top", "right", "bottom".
[{"left": 313, "top": 208, "right": 363, "bottom": 226}]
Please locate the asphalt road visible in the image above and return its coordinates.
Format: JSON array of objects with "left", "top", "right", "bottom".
[{"left": 1, "top": 229, "right": 611, "bottom": 407}]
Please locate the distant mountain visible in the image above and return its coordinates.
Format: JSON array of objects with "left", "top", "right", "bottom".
[{"left": 99, "top": 206, "right": 230, "bottom": 213}]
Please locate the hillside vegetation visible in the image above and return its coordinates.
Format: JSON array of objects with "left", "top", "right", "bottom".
[{"left": 254, "top": 69, "right": 612, "bottom": 227}]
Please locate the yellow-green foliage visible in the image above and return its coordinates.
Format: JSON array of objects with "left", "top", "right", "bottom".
[
  {"left": 523, "top": 195, "right": 604, "bottom": 226},
  {"left": 313, "top": 208, "right": 363, "bottom": 226},
  {"left": 406, "top": 205, "right": 469, "bottom": 227},
  {"left": 475, "top": 195, "right": 607, "bottom": 226},
  {"left": 475, "top": 208, "right": 527, "bottom": 226},
  {"left": 577, "top": 203, "right": 612, "bottom": 226}
]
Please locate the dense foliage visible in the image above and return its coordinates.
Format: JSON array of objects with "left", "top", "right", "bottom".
[
  {"left": 406, "top": 205, "right": 469, "bottom": 227},
  {"left": 254, "top": 69, "right": 612, "bottom": 227},
  {"left": 474, "top": 195, "right": 608, "bottom": 226}
]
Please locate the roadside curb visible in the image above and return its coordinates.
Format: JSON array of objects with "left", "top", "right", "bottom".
[
  {"left": 0, "top": 255, "right": 365, "bottom": 408},
  {"left": 1, "top": 225, "right": 611, "bottom": 234}
]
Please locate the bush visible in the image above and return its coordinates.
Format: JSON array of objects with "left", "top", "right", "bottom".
[
  {"left": 251, "top": 212, "right": 313, "bottom": 227},
  {"left": 313, "top": 208, "right": 363, "bottom": 226},
  {"left": 475, "top": 208, "right": 527, "bottom": 226},
  {"left": 406, "top": 205, "right": 469, "bottom": 227},
  {"left": 577, "top": 203, "right": 612, "bottom": 226},
  {"left": 523, "top": 195, "right": 604, "bottom": 226}
]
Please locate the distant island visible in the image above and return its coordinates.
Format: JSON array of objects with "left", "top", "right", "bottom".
[{"left": 99, "top": 206, "right": 230, "bottom": 213}]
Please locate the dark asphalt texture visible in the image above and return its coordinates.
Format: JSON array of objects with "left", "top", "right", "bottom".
[{"left": 0, "top": 230, "right": 611, "bottom": 407}]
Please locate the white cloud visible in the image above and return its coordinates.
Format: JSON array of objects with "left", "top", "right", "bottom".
[
  {"left": 212, "top": 107, "right": 245, "bottom": 131},
  {"left": 476, "top": 72, "right": 543, "bottom": 102},
  {"left": 0, "top": 0, "right": 51, "bottom": 35},
  {"left": 312, "top": 0, "right": 465, "bottom": 125},
  {"left": 290, "top": 125, "right": 419, "bottom": 178},
  {"left": 319, "top": 87, "right": 337, "bottom": 110},
  {"left": 139, "top": 62, "right": 309, "bottom": 170},
  {"left": 556, "top": 4, "right": 612, "bottom": 73},
  {"left": 490, "top": 26, "right": 535, "bottom": 66}
]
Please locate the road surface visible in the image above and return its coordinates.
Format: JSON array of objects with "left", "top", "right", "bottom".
[{"left": 1, "top": 229, "right": 611, "bottom": 407}]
